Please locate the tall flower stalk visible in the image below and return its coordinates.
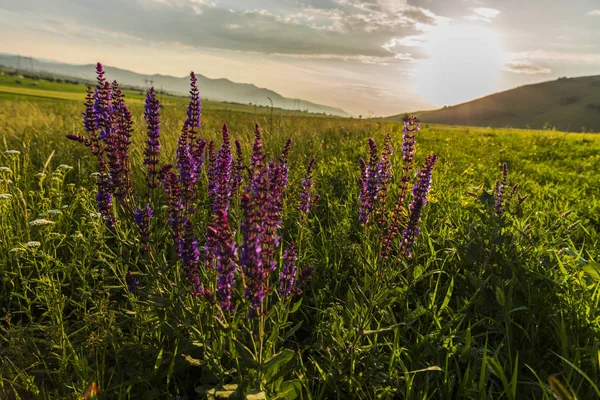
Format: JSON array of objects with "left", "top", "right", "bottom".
[
  {"left": 401, "top": 154, "right": 438, "bottom": 258},
  {"left": 143, "top": 87, "right": 161, "bottom": 196}
]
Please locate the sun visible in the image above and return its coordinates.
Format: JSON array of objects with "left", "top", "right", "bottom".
[{"left": 414, "top": 24, "right": 507, "bottom": 107}]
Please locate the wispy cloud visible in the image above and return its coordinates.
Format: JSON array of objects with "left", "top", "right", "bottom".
[
  {"left": 0, "top": 0, "right": 445, "bottom": 63},
  {"left": 504, "top": 61, "right": 551, "bottom": 75},
  {"left": 586, "top": 10, "right": 600, "bottom": 16},
  {"left": 465, "top": 7, "right": 500, "bottom": 23}
]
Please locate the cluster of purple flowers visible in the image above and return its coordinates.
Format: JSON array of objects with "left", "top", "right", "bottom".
[
  {"left": 67, "top": 63, "right": 134, "bottom": 227},
  {"left": 358, "top": 117, "right": 438, "bottom": 259},
  {"left": 68, "top": 64, "right": 316, "bottom": 309}
]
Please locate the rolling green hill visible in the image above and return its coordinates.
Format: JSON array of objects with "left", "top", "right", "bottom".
[{"left": 388, "top": 75, "right": 600, "bottom": 132}]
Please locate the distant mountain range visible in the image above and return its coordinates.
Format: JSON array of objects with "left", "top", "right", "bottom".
[
  {"left": 388, "top": 75, "right": 600, "bottom": 132},
  {"left": 0, "top": 54, "right": 350, "bottom": 117}
]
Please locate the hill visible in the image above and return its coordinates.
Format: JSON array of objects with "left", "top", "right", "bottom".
[
  {"left": 388, "top": 75, "right": 600, "bottom": 132},
  {"left": 0, "top": 54, "right": 350, "bottom": 117}
]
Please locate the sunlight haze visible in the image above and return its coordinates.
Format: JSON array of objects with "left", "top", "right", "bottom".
[{"left": 0, "top": 0, "right": 599, "bottom": 115}]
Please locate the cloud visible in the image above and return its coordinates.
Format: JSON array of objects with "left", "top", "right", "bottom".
[
  {"left": 511, "top": 50, "right": 600, "bottom": 65},
  {"left": 0, "top": 0, "right": 447, "bottom": 65},
  {"left": 465, "top": 7, "right": 500, "bottom": 23},
  {"left": 587, "top": 10, "right": 600, "bottom": 16},
  {"left": 504, "top": 61, "right": 551, "bottom": 75}
]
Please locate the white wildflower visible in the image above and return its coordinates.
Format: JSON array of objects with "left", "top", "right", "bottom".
[
  {"left": 29, "top": 219, "right": 55, "bottom": 226},
  {"left": 34, "top": 173, "right": 47, "bottom": 179},
  {"left": 0, "top": 167, "right": 11, "bottom": 173},
  {"left": 4, "top": 150, "right": 20, "bottom": 155},
  {"left": 0, "top": 193, "right": 11, "bottom": 200},
  {"left": 26, "top": 241, "right": 41, "bottom": 248},
  {"left": 89, "top": 212, "right": 102, "bottom": 218},
  {"left": 47, "top": 209, "right": 62, "bottom": 215}
]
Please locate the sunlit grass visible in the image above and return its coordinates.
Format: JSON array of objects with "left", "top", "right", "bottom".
[{"left": 0, "top": 88, "right": 599, "bottom": 399}]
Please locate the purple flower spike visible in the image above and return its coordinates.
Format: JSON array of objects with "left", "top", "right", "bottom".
[
  {"left": 232, "top": 139, "right": 245, "bottom": 192},
  {"left": 494, "top": 162, "right": 508, "bottom": 217},
  {"left": 299, "top": 158, "right": 316, "bottom": 214},
  {"left": 211, "top": 124, "right": 233, "bottom": 214},
  {"left": 207, "top": 210, "right": 237, "bottom": 312},
  {"left": 186, "top": 71, "right": 201, "bottom": 140},
  {"left": 126, "top": 271, "right": 139, "bottom": 293},
  {"left": 402, "top": 117, "right": 418, "bottom": 165},
  {"left": 143, "top": 87, "right": 161, "bottom": 192},
  {"left": 401, "top": 154, "right": 438, "bottom": 258},
  {"left": 279, "top": 243, "right": 297, "bottom": 297},
  {"left": 377, "top": 132, "right": 393, "bottom": 220},
  {"left": 135, "top": 203, "right": 153, "bottom": 251},
  {"left": 358, "top": 138, "right": 381, "bottom": 224}
]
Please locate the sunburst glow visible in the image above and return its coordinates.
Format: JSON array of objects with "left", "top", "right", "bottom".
[{"left": 414, "top": 24, "right": 508, "bottom": 107}]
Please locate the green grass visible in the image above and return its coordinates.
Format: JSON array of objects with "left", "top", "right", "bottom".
[
  {"left": 0, "top": 88, "right": 599, "bottom": 400},
  {"left": 387, "top": 75, "right": 600, "bottom": 132}
]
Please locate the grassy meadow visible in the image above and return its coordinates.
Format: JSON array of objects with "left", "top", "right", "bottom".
[{"left": 0, "top": 73, "right": 599, "bottom": 400}]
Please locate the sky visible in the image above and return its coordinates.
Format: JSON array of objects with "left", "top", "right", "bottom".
[{"left": 0, "top": 0, "right": 599, "bottom": 116}]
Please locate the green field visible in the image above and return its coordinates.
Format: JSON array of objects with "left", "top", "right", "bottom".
[{"left": 0, "top": 77, "right": 599, "bottom": 399}]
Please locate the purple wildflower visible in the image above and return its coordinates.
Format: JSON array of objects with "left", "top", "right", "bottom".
[
  {"left": 377, "top": 132, "right": 393, "bottom": 221},
  {"left": 176, "top": 127, "right": 197, "bottom": 209},
  {"left": 358, "top": 138, "right": 381, "bottom": 224},
  {"left": 299, "top": 158, "right": 316, "bottom": 214},
  {"left": 401, "top": 154, "right": 438, "bottom": 258},
  {"left": 126, "top": 271, "right": 139, "bottom": 293},
  {"left": 212, "top": 124, "right": 233, "bottom": 214},
  {"left": 135, "top": 203, "right": 153, "bottom": 251},
  {"left": 192, "top": 138, "right": 207, "bottom": 179},
  {"left": 185, "top": 72, "right": 201, "bottom": 141},
  {"left": 181, "top": 216, "right": 202, "bottom": 294},
  {"left": 293, "top": 265, "right": 314, "bottom": 295},
  {"left": 161, "top": 165, "right": 184, "bottom": 244},
  {"left": 207, "top": 210, "right": 237, "bottom": 312},
  {"left": 279, "top": 243, "right": 297, "bottom": 297},
  {"left": 106, "top": 81, "right": 133, "bottom": 200},
  {"left": 232, "top": 139, "right": 245, "bottom": 192},
  {"left": 93, "top": 63, "right": 113, "bottom": 140},
  {"left": 494, "top": 162, "right": 508, "bottom": 217},
  {"left": 240, "top": 191, "right": 269, "bottom": 318},
  {"left": 143, "top": 87, "right": 161, "bottom": 193},
  {"left": 402, "top": 117, "right": 418, "bottom": 165},
  {"left": 207, "top": 140, "right": 216, "bottom": 201}
]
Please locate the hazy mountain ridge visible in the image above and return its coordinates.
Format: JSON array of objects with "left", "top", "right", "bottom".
[
  {"left": 388, "top": 75, "right": 600, "bottom": 132},
  {"left": 0, "top": 54, "right": 350, "bottom": 117}
]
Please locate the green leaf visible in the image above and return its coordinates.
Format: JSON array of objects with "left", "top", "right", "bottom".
[
  {"left": 233, "top": 339, "right": 258, "bottom": 369},
  {"left": 440, "top": 276, "right": 454, "bottom": 311},
  {"left": 290, "top": 298, "right": 303, "bottom": 314},
  {"left": 181, "top": 353, "right": 203, "bottom": 367},
  {"left": 274, "top": 379, "right": 302, "bottom": 400},
  {"left": 263, "top": 349, "right": 295, "bottom": 380},
  {"left": 581, "top": 261, "right": 600, "bottom": 281},
  {"left": 283, "top": 321, "right": 303, "bottom": 340},
  {"left": 495, "top": 286, "right": 505, "bottom": 307}
]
